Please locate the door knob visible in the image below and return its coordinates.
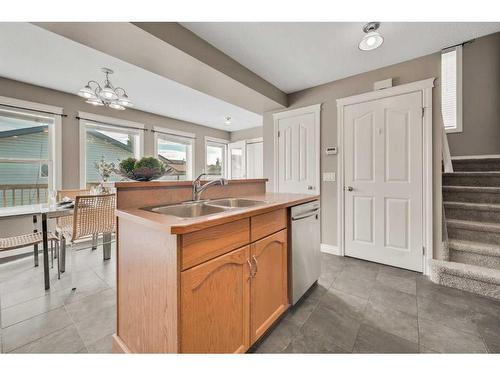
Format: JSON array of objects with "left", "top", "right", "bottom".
[
  {"left": 346, "top": 186, "right": 354, "bottom": 192},
  {"left": 308, "top": 186, "right": 315, "bottom": 190}
]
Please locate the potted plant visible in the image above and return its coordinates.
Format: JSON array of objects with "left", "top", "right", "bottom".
[{"left": 118, "top": 156, "right": 166, "bottom": 181}]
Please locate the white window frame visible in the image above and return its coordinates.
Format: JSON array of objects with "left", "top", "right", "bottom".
[
  {"left": 153, "top": 126, "right": 195, "bottom": 181},
  {"left": 204, "top": 136, "right": 228, "bottom": 179},
  {"left": 441, "top": 45, "right": 463, "bottom": 134},
  {"left": 0, "top": 96, "right": 63, "bottom": 194},
  {"left": 78, "top": 111, "right": 144, "bottom": 189}
]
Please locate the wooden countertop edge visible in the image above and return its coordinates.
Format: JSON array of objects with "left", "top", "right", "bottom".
[
  {"left": 115, "top": 178, "right": 268, "bottom": 189},
  {"left": 116, "top": 195, "right": 319, "bottom": 235}
]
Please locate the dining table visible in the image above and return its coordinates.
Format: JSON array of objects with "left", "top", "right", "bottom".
[{"left": 0, "top": 203, "right": 73, "bottom": 290}]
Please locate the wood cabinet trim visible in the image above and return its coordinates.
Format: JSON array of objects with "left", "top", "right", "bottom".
[
  {"left": 180, "top": 246, "right": 251, "bottom": 353},
  {"left": 250, "top": 229, "right": 289, "bottom": 343},
  {"left": 180, "top": 218, "right": 250, "bottom": 270},
  {"left": 250, "top": 208, "right": 287, "bottom": 242}
]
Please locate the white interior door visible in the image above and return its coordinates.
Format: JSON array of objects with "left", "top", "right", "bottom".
[
  {"left": 228, "top": 140, "right": 246, "bottom": 179},
  {"left": 277, "top": 112, "right": 318, "bottom": 195},
  {"left": 246, "top": 140, "right": 263, "bottom": 179},
  {"left": 344, "top": 92, "right": 423, "bottom": 272}
]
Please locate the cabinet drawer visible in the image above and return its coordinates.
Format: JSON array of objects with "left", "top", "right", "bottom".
[
  {"left": 250, "top": 209, "right": 287, "bottom": 242},
  {"left": 180, "top": 218, "right": 250, "bottom": 270}
]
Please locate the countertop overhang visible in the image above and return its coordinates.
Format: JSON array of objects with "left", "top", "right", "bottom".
[{"left": 116, "top": 192, "right": 319, "bottom": 235}]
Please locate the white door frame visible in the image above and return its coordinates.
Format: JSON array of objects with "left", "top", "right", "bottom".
[
  {"left": 336, "top": 78, "right": 435, "bottom": 275},
  {"left": 272, "top": 103, "right": 321, "bottom": 195}
]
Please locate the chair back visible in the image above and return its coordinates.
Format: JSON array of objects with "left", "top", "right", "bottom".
[
  {"left": 72, "top": 194, "right": 116, "bottom": 240},
  {"left": 56, "top": 189, "right": 90, "bottom": 229}
]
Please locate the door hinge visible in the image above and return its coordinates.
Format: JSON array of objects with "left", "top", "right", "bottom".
[
  {"left": 278, "top": 131, "right": 281, "bottom": 137},
  {"left": 422, "top": 246, "right": 426, "bottom": 255},
  {"left": 421, "top": 107, "right": 425, "bottom": 118}
]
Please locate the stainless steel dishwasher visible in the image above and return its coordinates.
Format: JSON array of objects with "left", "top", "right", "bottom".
[{"left": 289, "top": 200, "right": 321, "bottom": 305}]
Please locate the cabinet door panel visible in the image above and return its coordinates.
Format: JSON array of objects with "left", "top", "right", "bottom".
[
  {"left": 250, "top": 230, "right": 288, "bottom": 342},
  {"left": 181, "top": 246, "right": 251, "bottom": 353}
]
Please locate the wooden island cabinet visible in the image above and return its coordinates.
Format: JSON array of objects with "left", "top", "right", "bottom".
[{"left": 112, "top": 180, "right": 318, "bottom": 354}]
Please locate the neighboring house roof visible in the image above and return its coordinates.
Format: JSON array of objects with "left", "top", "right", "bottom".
[
  {"left": 0, "top": 126, "right": 132, "bottom": 153},
  {"left": 0, "top": 125, "right": 47, "bottom": 138},
  {"left": 158, "top": 155, "right": 186, "bottom": 175},
  {"left": 86, "top": 129, "right": 133, "bottom": 152}
]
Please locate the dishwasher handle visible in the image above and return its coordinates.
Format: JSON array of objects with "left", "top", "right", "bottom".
[{"left": 291, "top": 208, "right": 320, "bottom": 221}]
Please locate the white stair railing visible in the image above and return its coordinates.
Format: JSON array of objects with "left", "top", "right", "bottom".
[{"left": 442, "top": 124, "right": 454, "bottom": 173}]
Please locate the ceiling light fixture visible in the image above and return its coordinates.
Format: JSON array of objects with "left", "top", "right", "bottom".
[
  {"left": 359, "top": 22, "right": 384, "bottom": 51},
  {"left": 224, "top": 116, "right": 232, "bottom": 125},
  {"left": 78, "top": 67, "right": 133, "bottom": 110}
]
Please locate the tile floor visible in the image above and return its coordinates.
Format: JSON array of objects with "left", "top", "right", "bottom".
[
  {"left": 1, "top": 246, "right": 500, "bottom": 354},
  {"left": 0, "top": 241, "right": 116, "bottom": 353},
  {"left": 251, "top": 254, "right": 500, "bottom": 354}
]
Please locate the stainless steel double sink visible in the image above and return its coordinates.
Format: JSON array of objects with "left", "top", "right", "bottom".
[{"left": 143, "top": 198, "right": 267, "bottom": 219}]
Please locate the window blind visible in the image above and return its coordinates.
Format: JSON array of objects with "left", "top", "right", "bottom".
[{"left": 441, "top": 48, "right": 460, "bottom": 131}]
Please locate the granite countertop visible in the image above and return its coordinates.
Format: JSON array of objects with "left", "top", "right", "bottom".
[{"left": 116, "top": 192, "right": 319, "bottom": 235}]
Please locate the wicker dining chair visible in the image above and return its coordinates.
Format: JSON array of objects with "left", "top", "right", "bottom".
[
  {"left": 57, "top": 194, "right": 116, "bottom": 272},
  {"left": 56, "top": 188, "right": 102, "bottom": 250},
  {"left": 0, "top": 231, "right": 62, "bottom": 278}
]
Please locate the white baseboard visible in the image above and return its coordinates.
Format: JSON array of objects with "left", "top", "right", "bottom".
[{"left": 320, "top": 243, "right": 341, "bottom": 256}]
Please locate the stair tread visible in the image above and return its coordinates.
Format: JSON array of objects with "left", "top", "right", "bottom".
[
  {"left": 443, "top": 171, "right": 500, "bottom": 176},
  {"left": 444, "top": 201, "right": 500, "bottom": 211},
  {"left": 431, "top": 259, "right": 500, "bottom": 285},
  {"left": 448, "top": 239, "right": 500, "bottom": 257},
  {"left": 443, "top": 186, "right": 500, "bottom": 193},
  {"left": 446, "top": 219, "right": 500, "bottom": 233}
]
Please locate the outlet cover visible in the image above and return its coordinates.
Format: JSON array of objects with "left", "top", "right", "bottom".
[{"left": 323, "top": 172, "right": 336, "bottom": 182}]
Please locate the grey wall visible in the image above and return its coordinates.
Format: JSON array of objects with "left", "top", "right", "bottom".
[
  {"left": 230, "top": 126, "right": 263, "bottom": 142},
  {"left": 0, "top": 76, "right": 230, "bottom": 189},
  {"left": 263, "top": 52, "right": 444, "bottom": 255},
  {"left": 447, "top": 32, "right": 500, "bottom": 156}
]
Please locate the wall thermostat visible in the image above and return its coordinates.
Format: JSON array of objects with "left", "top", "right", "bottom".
[{"left": 325, "top": 146, "right": 337, "bottom": 155}]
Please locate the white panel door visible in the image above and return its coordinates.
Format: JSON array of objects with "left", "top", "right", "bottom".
[
  {"left": 344, "top": 92, "right": 423, "bottom": 271},
  {"left": 228, "top": 140, "right": 246, "bottom": 179},
  {"left": 246, "top": 141, "right": 263, "bottom": 179},
  {"left": 277, "top": 113, "right": 318, "bottom": 194}
]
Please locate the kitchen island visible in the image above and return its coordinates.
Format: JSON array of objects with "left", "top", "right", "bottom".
[{"left": 111, "top": 179, "right": 318, "bottom": 353}]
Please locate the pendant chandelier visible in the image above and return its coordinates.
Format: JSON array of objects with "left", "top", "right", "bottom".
[{"left": 78, "top": 67, "right": 133, "bottom": 110}]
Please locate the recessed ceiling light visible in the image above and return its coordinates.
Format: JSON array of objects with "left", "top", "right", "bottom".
[
  {"left": 224, "top": 116, "right": 232, "bottom": 125},
  {"left": 359, "top": 22, "right": 384, "bottom": 51}
]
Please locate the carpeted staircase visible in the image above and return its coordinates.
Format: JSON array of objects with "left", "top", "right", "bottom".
[{"left": 431, "top": 157, "right": 500, "bottom": 300}]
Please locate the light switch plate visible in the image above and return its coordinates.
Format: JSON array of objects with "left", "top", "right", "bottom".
[{"left": 323, "top": 172, "right": 336, "bottom": 182}]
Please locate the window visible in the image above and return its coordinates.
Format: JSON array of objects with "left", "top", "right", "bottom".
[
  {"left": 79, "top": 113, "right": 144, "bottom": 188},
  {"left": 154, "top": 129, "right": 194, "bottom": 181},
  {"left": 441, "top": 46, "right": 463, "bottom": 133},
  {"left": 205, "top": 138, "right": 227, "bottom": 179},
  {"left": 0, "top": 102, "right": 61, "bottom": 208}
]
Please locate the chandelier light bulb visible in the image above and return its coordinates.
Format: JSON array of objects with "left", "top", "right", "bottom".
[{"left": 77, "top": 68, "right": 132, "bottom": 110}]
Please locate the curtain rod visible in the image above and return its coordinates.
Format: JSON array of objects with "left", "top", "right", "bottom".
[
  {"left": 0, "top": 103, "right": 67, "bottom": 117},
  {"left": 75, "top": 116, "right": 146, "bottom": 132},
  {"left": 150, "top": 128, "right": 196, "bottom": 139},
  {"left": 442, "top": 38, "right": 475, "bottom": 52}
]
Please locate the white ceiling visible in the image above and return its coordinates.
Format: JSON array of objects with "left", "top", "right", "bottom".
[
  {"left": 182, "top": 22, "right": 500, "bottom": 93},
  {"left": 0, "top": 23, "right": 263, "bottom": 131}
]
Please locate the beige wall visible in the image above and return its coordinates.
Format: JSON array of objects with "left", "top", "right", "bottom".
[
  {"left": 447, "top": 32, "right": 500, "bottom": 156},
  {"left": 0, "top": 76, "right": 230, "bottom": 189},
  {"left": 263, "top": 52, "right": 444, "bottom": 255},
  {"left": 230, "top": 126, "right": 263, "bottom": 142}
]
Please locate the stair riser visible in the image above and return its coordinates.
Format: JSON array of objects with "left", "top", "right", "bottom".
[
  {"left": 443, "top": 176, "right": 500, "bottom": 187},
  {"left": 443, "top": 191, "right": 500, "bottom": 204},
  {"left": 445, "top": 207, "right": 500, "bottom": 223},
  {"left": 438, "top": 273, "right": 500, "bottom": 300},
  {"left": 448, "top": 227, "right": 500, "bottom": 245},
  {"left": 452, "top": 160, "right": 500, "bottom": 172},
  {"left": 450, "top": 250, "right": 500, "bottom": 271}
]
